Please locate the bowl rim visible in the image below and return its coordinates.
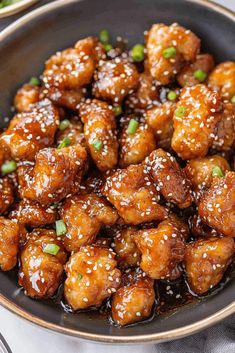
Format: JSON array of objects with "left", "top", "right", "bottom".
[
  {"left": 0, "top": 0, "right": 234, "bottom": 344},
  {"left": 0, "top": 0, "right": 39, "bottom": 19}
]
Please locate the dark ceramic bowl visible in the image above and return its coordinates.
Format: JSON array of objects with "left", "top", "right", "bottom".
[{"left": 0, "top": 0, "right": 234, "bottom": 344}]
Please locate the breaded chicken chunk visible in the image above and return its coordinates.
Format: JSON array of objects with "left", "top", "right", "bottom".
[
  {"left": 113, "top": 227, "right": 141, "bottom": 268},
  {"left": 185, "top": 237, "right": 234, "bottom": 294},
  {"left": 93, "top": 58, "right": 139, "bottom": 103},
  {"left": 59, "top": 193, "right": 118, "bottom": 252},
  {"left": 134, "top": 217, "right": 187, "bottom": 280},
  {"left": 146, "top": 23, "right": 200, "bottom": 85},
  {"left": 9, "top": 200, "right": 57, "bottom": 228},
  {"left": 43, "top": 37, "right": 103, "bottom": 90},
  {"left": 41, "top": 86, "right": 86, "bottom": 111},
  {"left": 64, "top": 245, "right": 121, "bottom": 310},
  {"left": 0, "top": 177, "right": 14, "bottom": 214},
  {"left": 80, "top": 99, "right": 118, "bottom": 171},
  {"left": 56, "top": 119, "right": 85, "bottom": 147},
  {"left": 19, "top": 229, "right": 67, "bottom": 298},
  {"left": 0, "top": 99, "right": 59, "bottom": 162},
  {"left": 103, "top": 164, "right": 168, "bottom": 225},
  {"left": 119, "top": 122, "right": 156, "bottom": 168},
  {"left": 0, "top": 217, "right": 19, "bottom": 271},
  {"left": 172, "top": 84, "right": 222, "bottom": 160},
  {"left": 145, "top": 149, "right": 193, "bottom": 208},
  {"left": 212, "top": 102, "right": 235, "bottom": 152},
  {"left": 14, "top": 83, "right": 40, "bottom": 112},
  {"left": 145, "top": 102, "right": 175, "bottom": 151},
  {"left": 112, "top": 269, "right": 155, "bottom": 326},
  {"left": 208, "top": 61, "right": 235, "bottom": 101},
  {"left": 198, "top": 172, "right": 235, "bottom": 237},
  {"left": 18, "top": 145, "right": 87, "bottom": 205},
  {"left": 177, "top": 54, "right": 214, "bottom": 87},
  {"left": 185, "top": 155, "right": 230, "bottom": 193}
]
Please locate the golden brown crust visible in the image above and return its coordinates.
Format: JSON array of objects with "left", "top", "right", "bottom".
[
  {"left": 0, "top": 177, "right": 14, "bottom": 214},
  {"left": 0, "top": 217, "right": 19, "bottom": 271},
  {"left": 14, "top": 83, "right": 40, "bottom": 112},
  {"left": 208, "top": 61, "right": 235, "bottom": 101}
]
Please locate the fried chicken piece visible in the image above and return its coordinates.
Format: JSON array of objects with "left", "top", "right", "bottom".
[
  {"left": 79, "top": 99, "right": 118, "bottom": 171},
  {"left": 119, "top": 122, "right": 156, "bottom": 168},
  {"left": 185, "top": 237, "right": 234, "bottom": 294},
  {"left": 177, "top": 54, "right": 214, "bottom": 87},
  {"left": 19, "top": 145, "right": 87, "bottom": 206},
  {"left": 14, "top": 83, "right": 40, "bottom": 112},
  {"left": 18, "top": 229, "right": 67, "bottom": 298},
  {"left": 56, "top": 119, "right": 85, "bottom": 147},
  {"left": 125, "top": 72, "right": 159, "bottom": 111},
  {"left": 212, "top": 102, "right": 235, "bottom": 152},
  {"left": 145, "top": 102, "right": 175, "bottom": 151},
  {"left": 0, "top": 177, "right": 14, "bottom": 214},
  {"left": 189, "top": 214, "right": 219, "bottom": 239},
  {"left": 134, "top": 217, "right": 186, "bottom": 280},
  {"left": 146, "top": 23, "right": 200, "bottom": 85},
  {"left": 0, "top": 99, "right": 59, "bottom": 161},
  {"left": 113, "top": 227, "right": 141, "bottom": 268},
  {"left": 0, "top": 217, "right": 19, "bottom": 271},
  {"left": 103, "top": 164, "right": 168, "bottom": 225},
  {"left": 172, "top": 84, "right": 222, "bottom": 160},
  {"left": 198, "top": 172, "right": 235, "bottom": 237},
  {"left": 41, "top": 86, "right": 86, "bottom": 110},
  {"left": 43, "top": 37, "right": 103, "bottom": 90},
  {"left": 59, "top": 193, "right": 118, "bottom": 252},
  {"left": 208, "top": 61, "right": 235, "bottom": 101},
  {"left": 145, "top": 149, "right": 193, "bottom": 208},
  {"left": 64, "top": 245, "right": 121, "bottom": 310},
  {"left": 112, "top": 269, "right": 155, "bottom": 326},
  {"left": 9, "top": 200, "right": 57, "bottom": 227},
  {"left": 185, "top": 155, "right": 230, "bottom": 193},
  {"left": 92, "top": 58, "right": 139, "bottom": 104}
]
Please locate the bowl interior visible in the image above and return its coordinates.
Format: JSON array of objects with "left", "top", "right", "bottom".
[{"left": 0, "top": 0, "right": 234, "bottom": 342}]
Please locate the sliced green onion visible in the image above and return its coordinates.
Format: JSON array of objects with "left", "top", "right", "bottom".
[
  {"left": 59, "top": 119, "right": 70, "bottom": 131},
  {"left": 131, "top": 44, "right": 145, "bottom": 62},
  {"left": 175, "top": 106, "right": 186, "bottom": 118},
  {"left": 212, "top": 166, "right": 224, "bottom": 178},
  {"left": 77, "top": 274, "right": 83, "bottom": 280},
  {"left": 99, "top": 29, "right": 109, "bottom": 44},
  {"left": 29, "top": 76, "right": 40, "bottom": 86},
  {"left": 51, "top": 202, "right": 59, "bottom": 209},
  {"left": 0, "top": 0, "right": 22, "bottom": 8},
  {"left": 1, "top": 160, "right": 17, "bottom": 176},
  {"left": 56, "top": 220, "right": 67, "bottom": 237},
  {"left": 231, "top": 95, "right": 235, "bottom": 104},
  {"left": 167, "top": 90, "right": 177, "bottom": 101},
  {"left": 58, "top": 136, "right": 71, "bottom": 149},
  {"left": 92, "top": 138, "right": 103, "bottom": 151},
  {"left": 113, "top": 105, "right": 122, "bottom": 116},
  {"left": 194, "top": 69, "right": 207, "bottom": 82},
  {"left": 163, "top": 47, "right": 177, "bottom": 59},
  {"left": 127, "top": 119, "right": 139, "bottom": 135},
  {"left": 43, "top": 243, "right": 60, "bottom": 256},
  {"left": 103, "top": 43, "right": 113, "bottom": 52}
]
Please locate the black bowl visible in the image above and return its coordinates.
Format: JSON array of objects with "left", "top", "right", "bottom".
[{"left": 0, "top": 0, "right": 234, "bottom": 344}]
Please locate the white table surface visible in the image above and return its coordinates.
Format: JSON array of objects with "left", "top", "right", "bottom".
[{"left": 0, "top": 1, "right": 234, "bottom": 352}]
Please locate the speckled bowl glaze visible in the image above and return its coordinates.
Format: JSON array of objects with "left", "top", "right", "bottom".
[{"left": 0, "top": 0, "right": 234, "bottom": 344}]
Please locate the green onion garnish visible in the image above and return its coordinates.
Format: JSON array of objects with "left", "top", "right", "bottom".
[
  {"left": 77, "top": 274, "right": 83, "bottom": 280},
  {"left": 127, "top": 119, "right": 139, "bottom": 135},
  {"left": 43, "top": 243, "right": 60, "bottom": 256},
  {"left": 99, "top": 29, "right": 109, "bottom": 44},
  {"left": 163, "top": 47, "right": 177, "bottom": 59},
  {"left": 113, "top": 106, "right": 122, "bottom": 116},
  {"left": 231, "top": 95, "right": 235, "bottom": 104},
  {"left": 103, "top": 43, "right": 113, "bottom": 52},
  {"left": 58, "top": 136, "right": 71, "bottom": 149},
  {"left": 1, "top": 160, "right": 17, "bottom": 176},
  {"left": 29, "top": 76, "right": 40, "bottom": 86},
  {"left": 167, "top": 90, "right": 177, "bottom": 101},
  {"left": 131, "top": 44, "right": 145, "bottom": 62},
  {"left": 56, "top": 220, "right": 67, "bottom": 237},
  {"left": 212, "top": 166, "right": 224, "bottom": 178},
  {"left": 175, "top": 106, "right": 186, "bottom": 118},
  {"left": 59, "top": 119, "right": 70, "bottom": 131},
  {"left": 194, "top": 69, "right": 207, "bottom": 82},
  {"left": 92, "top": 138, "right": 103, "bottom": 151}
]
